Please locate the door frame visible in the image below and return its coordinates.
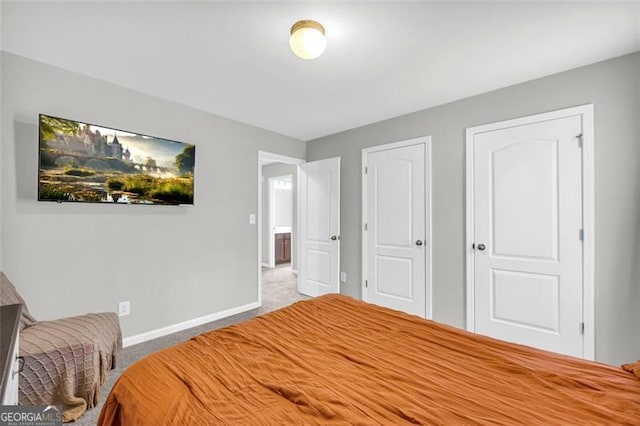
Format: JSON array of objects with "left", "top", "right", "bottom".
[
  {"left": 361, "top": 136, "right": 433, "bottom": 319},
  {"left": 465, "top": 104, "right": 595, "bottom": 360},
  {"left": 267, "top": 174, "right": 294, "bottom": 268},
  {"left": 258, "top": 151, "right": 304, "bottom": 307}
]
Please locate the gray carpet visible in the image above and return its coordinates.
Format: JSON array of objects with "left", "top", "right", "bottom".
[{"left": 76, "top": 263, "right": 306, "bottom": 424}]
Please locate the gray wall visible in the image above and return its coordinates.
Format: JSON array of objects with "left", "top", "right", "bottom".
[
  {"left": 307, "top": 52, "right": 640, "bottom": 365},
  {"left": 261, "top": 163, "right": 297, "bottom": 270},
  {"left": 1, "top": 52, "right": 305, "bottom": 339},
  {"left": 0, "top": 2, "right": 4, "bottom": 271},
  {"left": 0, "top": 44, "right": 4, "bottom": 273}
]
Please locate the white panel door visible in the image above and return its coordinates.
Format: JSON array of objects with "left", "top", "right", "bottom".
[
  {"left": 364, "top": 141, "right": 428, "bottom": 317},
  {"left": 472, "top": 115, "right": 583, "bottom": 357},
  {"left": 299, "top": 158, "right": 340, "bottom": 297}
]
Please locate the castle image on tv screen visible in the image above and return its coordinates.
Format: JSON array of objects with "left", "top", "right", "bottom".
[{"left": 38, "top": 115, "right": 195, "bottom": 205}]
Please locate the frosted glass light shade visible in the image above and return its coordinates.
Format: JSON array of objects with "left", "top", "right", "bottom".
[{"left": 289, "top": 20, "right": 326, "bottom": 60}]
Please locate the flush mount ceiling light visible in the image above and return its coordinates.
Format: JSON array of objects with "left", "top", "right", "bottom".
[{"left": 289, "top": 20, "right": 326, "bottom": 60}]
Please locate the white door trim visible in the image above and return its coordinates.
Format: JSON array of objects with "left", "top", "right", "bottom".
[
  {"left": 465, "top": 104, "right": 595, "bottom": 360},
  {"left": 361, "top": 136, "right": 433, "bottom": 319},
  {"left": 257, "top": 151, "right": 304, "bottom": 307},
  {"left": 267, "top": 174, "right": 294, "bottom": 268}
]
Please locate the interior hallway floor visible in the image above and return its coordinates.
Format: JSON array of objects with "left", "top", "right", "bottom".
[
  {"left": 260, "top": 263, "right": 308, "bottom": 312},
  {"left": 76, "top": 263, "right": 307, "bottom": 425}
]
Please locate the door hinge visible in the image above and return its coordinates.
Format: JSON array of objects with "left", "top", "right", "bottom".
[
  {"left": 579, "top": 229, "right": 584, "bottom": 241},
  {"left": 364, "top": 223, "right": 368, "bottom": 231},
  {"left": 576, "top": 133, "right": 583, "bottom": 148},
  {"left": 364, "top": 166, "right": 368, "bottom": 174},
  {"left": 580, "top": 322, "right": 585, "bottom": 335},
  {"left": 365, "top": 280, "right": 368, "bottom": 288}
]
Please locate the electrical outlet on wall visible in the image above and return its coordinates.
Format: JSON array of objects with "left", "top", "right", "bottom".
[
  {"left": 340, "top": 272, "right": 347, "bottom": 283},
  {"left": 118, "top": 301, "right": 130, "bottom": 317},
  {"left": 249, "top": 214, "right": 256, "bottom": 224}
]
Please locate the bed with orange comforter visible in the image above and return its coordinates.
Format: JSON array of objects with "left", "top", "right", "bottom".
[{"left": 98, "top": 295, "right": 640, "bottom": 425}]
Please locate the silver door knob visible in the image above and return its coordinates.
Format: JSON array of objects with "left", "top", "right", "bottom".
[
  {"left": 330, "top": 235, "right": 339, "bottom": 241},
  {"left": 416, "top": 240, "right": 423, "bottom": 246},
  {"left": 477, "top": 243, "right": 486, "bottom": 251}
]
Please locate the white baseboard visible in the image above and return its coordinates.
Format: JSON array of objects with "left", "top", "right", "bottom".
[
  {"left": 291, "top": 269, "right": 298, "bottom": 275},
  {"left": 261, "top": 262, "right": 270, "bottom": 268},
  {"left": 122, "top": 301, "right": 261, "bottom": 348}
]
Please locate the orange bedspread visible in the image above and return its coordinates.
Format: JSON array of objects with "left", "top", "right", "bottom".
[{"left": 98, "top": 295, "right": 640, "bottom": 425}]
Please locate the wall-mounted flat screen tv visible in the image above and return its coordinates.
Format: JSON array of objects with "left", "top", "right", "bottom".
[{"left": 38, "top": 114, "right": 195, "bottom": 205}]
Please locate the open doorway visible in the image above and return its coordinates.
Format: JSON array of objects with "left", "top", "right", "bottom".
[
  {"left": 257, "top": 151, "right": 307, "bottom": 312},
  {"left": 265, "top": 174, "right": 294, "bottom": 270}
]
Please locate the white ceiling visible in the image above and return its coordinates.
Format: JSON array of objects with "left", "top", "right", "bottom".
[{"left": 2, "top": 1, "right": 639, "bottom": 141}]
